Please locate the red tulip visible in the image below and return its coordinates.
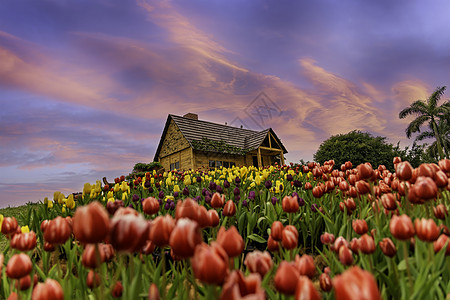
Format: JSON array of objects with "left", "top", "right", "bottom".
[
  {"left": 274, "top": 261, "right": 300, "bottom": 295},
  {"left": 73, "top": 202, "right": 109, "bottom": 244},
  {"left": 333, "top": 236, "right": 349, "bottom": 252},
  {"left": 304, "top": 182, "right": 312, "bottom": 190},
  {"left": 220, "top": 270, "right": 265, "bottom": 300},
  {"left": 359, "top": 234, "right": 376, "bottom": 254},
  {"left": 349, "top": 238, "right": 360, "bottom": 253},
  {"left": 109, "top": 214, "right": 149, "bottom": 252},
  {"left": 438, "top": 159, "right": 450, "bottom": 173},
  {"left": 333, "top": 266, "right": 381, "bottom": 300},
  {"left": 396, "top": 161, "right": 413, "bottom": 181},
  {"left": 244, "top": 250, "right": 273, "bottom": 278},
  {"left": 281, "top": 225, "right": 298, "bottom": 250},
  {"left": 169, "top": 218, "right": 202, "bottom": 259},
  {"left": 112, "top": 281, "right": 123, "bottom": 298},
  {"left": 195, "top": 206, "right": 209, "bottom": 228},
  {"left": 142, "top": 197, "right": 160, "bottom": 215},
  {"left": 433, "top": 204, "right": 448, "bottom": 220},
  {"left": 271, "top": 221, "right": 284, "bottom": 241},
  {"left": 6, "top": 253, "right": 32, "bottom": 279},
  {"left": 352, "top": 219, "right": 368, "bottom": 235},
  {"left": 267, "top": 235, "right": 279, "bottom": 252},
  {"left": 295, "top": 276, "right": 321, "bottom": 300},
  {"left": 16, "top": 274, "right": 32, "bottom": 291},
  {"left": 390, "top": 214, "right": 415, "bottom": 240},
  {"left": 86, "top": 270, "right": 101, "bottom": 289},
  {"left": 223, "top": 200, "right": 236, "bottom": 217},
  {"left": 393, "top": 156, "right": 402, "bottom": 165},
  {"left": 414, "top": 218, "right": 439, "bottom": 242},
  {"left": 312, "top": 186, "right": 324, "bottom": 198},
  {"left": 44, "top": 216, "right": 72, "bottom": 245},
  {"left": 149, "top": 215, "right": 175, "bottom": 247},
  {"left": 357, "top": 163, "right": 373, "bottom": 180},
  {"left": 1, "top": 217, "right": 18, "bottom": 237},
  {"left": 294, "top": 254, "right": 315, "bottom": 278},
  {"left": 338, "top": 246, "right": 353, "bottom": 266},
  {"left": 320, "top": 232, "right": 335, "bottom": 245},
  {"left": 81, "top": 243, "right": 107, "bottom": 269},
  {"left": 32, "top": 279, "right": 64, "bottom": 300},
  {"left": 379, "top": 238, "right": 397, "bottom": 258},
  {"left": 434, "top": 234, "right": 450, "bottom": 256},
  {"left": 282, "top": 195, "right": 299, "bottom": 213},
  {"left": 211, "top": 193, "right": 225, "bottom": 208},
  {"left": 191, "top": 242, "right": 228, "bottom": 285},
  {"left": 339, "top": 180, "right": 349, "bottom": 191},
  {"left": 356, "top": 180, "right": 370, "bottom": 195},
  {"left": 148, "top": 283, "right": 161, "bottom": 300},
  {"left": 344, "top": 198, "right": 356, "bottom": 211},
  {"left": 216, "top": 226, "right": 244, "bottom": 257},
  {"left": 207, "top": 209, "right": 220, "bottom": 227},
  {"left": 381, "top": 193, "right": 398, "bottom": 211},
  {"left": 434, "top": 170, "right": 449, "bottom": 188},
  {"left": 11, "top": 231, "right": 37, "bottom": 251},
  {"left": 413, "top": 176, "right": 438, "bottom": 200},
  {"left": 319, "top": 272, "right": 333, "bottom": 292},
  {"left": 175, "top": 198, "right": 199, "bottom": 221}
]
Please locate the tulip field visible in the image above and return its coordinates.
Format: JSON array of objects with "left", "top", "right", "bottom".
[{"left": 1, "top": 158, "right": 450, "bottom": 299}]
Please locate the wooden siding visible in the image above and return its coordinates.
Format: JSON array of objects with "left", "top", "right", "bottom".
[
  {"left": 158, "top": 119, "right": 190, "bottom": 170},
  {"left": 193, "top": 151, "right": 246, "bottom": 169}
]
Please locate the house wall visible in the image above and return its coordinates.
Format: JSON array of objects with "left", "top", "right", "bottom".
[
  {"left": 194, "top": 151, "right": 246, "bottom": 169},
  {"left": 158, "top": 119, "right": 191, "bottom": 170}
]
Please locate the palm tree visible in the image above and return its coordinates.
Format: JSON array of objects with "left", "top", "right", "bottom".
[
  {"left": 399, "top": 86, "right": 450, "bottom": 159},
  {"left": 415, "top": 117, "right": 450, "bottom": 159}
]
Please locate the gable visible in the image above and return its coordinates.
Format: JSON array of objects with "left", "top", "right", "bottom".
[{"left": 156, "top": 119, "right": 190, "bottom": 160}]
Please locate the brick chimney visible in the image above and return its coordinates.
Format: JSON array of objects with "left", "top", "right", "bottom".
[{"left": 183, "top": 113, "right": 198, "bottom": 120}]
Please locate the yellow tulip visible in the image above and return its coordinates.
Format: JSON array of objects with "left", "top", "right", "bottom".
[
  {"left": 107, "top": 191, "right": 114, "bottom": 200},
  {"left": 184, "top": 176, "right": 191, "bottom": 186},
  {"left": 44, "top": 197, "right": 49, "bottom": 205},
  {"left": 165, "top": 195, "right": 174, "bottom": 202},
  {"left": 53, "top": 191, "right": 61, "bottom": 202},
  {"left": 62, "top": 205, "right": 66, "bottom": 213},
  {"left": 174, "top": 185, "right": 180, "bottom": 193},
  {"left": 0, "top": 214, "right": 3, "bottom": 229},
  {"left": 21, "top": 226, "right": 30, "bottom": 233},
  {"left": 82, "top": 183, "right": 92, "bottom": 197},
  {"left": 66, "top": 195, "right": 75, "bottom": 209},
  {"left": 114, "top": 183, "right": 120, "bottom": 192},
  {"left": 122, "top": 192, "right": 128, "bottom": 201},
  {"left": 107, "top": 197, "right": 115, "bottom": 203},
  {"left": 58, "top": 193, "right": 65, "bottom": 204},
  {"left": 47, "top": 201, "right": 54, "bottom": 209}
]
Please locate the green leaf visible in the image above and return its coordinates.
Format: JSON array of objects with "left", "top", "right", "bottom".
[{"left": 247, "top": 234, "right": 267, "bottom": 243}]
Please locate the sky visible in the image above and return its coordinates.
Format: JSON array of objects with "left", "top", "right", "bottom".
[{"left": 1, "top": 0, "right": 450, "bottom": 207}]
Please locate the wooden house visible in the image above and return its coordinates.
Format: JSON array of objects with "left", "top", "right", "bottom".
[{"left": 153, "top": 113, "right": 288, "bottom": 171}]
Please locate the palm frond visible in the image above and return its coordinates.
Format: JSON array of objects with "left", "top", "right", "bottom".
[
  {"left": 399, "top": 100, "right": 428, "bottom": 119},
  {"left": 428, "top": 86, "right": 446, "bottom": 109},
  {"left": 415, "top": 130, "right": 435, "bottom": 141},
  {"left": 406, "top": 115, "right": 429, "bottom": 138}
]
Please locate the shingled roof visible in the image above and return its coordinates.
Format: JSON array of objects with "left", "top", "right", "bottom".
[{"left": 154, "top": 114, "right": 287, "bottom": 161}]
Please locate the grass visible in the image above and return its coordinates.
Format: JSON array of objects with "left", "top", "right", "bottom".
[{"left": 0, "top": 202, "right": 40, "bottom": 252}]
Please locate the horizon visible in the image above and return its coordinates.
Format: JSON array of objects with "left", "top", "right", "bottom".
[{"left": 1, "top": 0, "right": 449, "bottom": 207}]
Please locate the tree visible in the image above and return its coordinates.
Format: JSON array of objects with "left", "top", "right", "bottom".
[
  {"left": 399, "top": 86, "right": 450, "bottom": 159},
  {"left": 313, "top": 131, "right": 405, "bottom": 171},
  {"left": 415, "top": 117, "right": 450, "bottom": 160}
]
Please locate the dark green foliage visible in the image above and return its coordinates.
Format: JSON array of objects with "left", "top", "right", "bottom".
[
  {"left": 191, "top": 137, "right": 248, "bottom": 155},
  {"left": 313, "top": 131, "right": 403, "bottom": 171}
]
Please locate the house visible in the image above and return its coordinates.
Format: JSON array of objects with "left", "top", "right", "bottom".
[{"left": 153, "top": 113, "right": 288, "bottom": 171}]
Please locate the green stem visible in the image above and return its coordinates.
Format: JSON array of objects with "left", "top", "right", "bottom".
[{"left": 403, "top": 242, "right": 413, "bottom": 295}]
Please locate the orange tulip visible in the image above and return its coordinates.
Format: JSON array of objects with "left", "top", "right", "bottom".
[
  {"left": 434, "top": 234, "right": 450, "bottom": 256},
  {"left": 175, "top": 198, "right": 199, "bottom": 222},
  {"left": 359, "top": 234, "right": 375, "bottom": 254},
  {"left": 333, "top": 266, "right": 381, "bottom": 300},
  {"left": 295, "top": 254, "right": 315, "bottom": 278},
  {"left": 207, "top": 209, "right": 220, "bottom": 227},
  {"left": 352, "top": 219, "right": 368, "bottom": 235},
  {"left": 191, "top": 242, "right": 228, "bottom": 285},
  {"left": 11, "top": 231, "right": 37, "bottom": 251},
  {"left": 211, "top": 193, "right": 225, "bottom": 209},
  {"left": 433, "top": 204, "right": 448, "bottom": 220},
  {"left": 81, "top": 244, "right": 106, "bottom": 269},
  {"left": 281, "top": 225, "right": 298, "bottom": 250},
  {"left": 148, "top": 283, "right": 161, "bottom": 300},
  {"left": 267, "top": 235, "right": 279, "bottom": 252},
  {"left": 274, "top": 261, "right": 300, "bottom": 295},
  {"left": 379, "top": 238, "right": 396, "bottom": 258},
  {"left": 223, "top": 200, "right": 236, "bottom": 217},
  {"left": 32, "top": 279, "right": 64, "bottom": 300},
  {"left": 390, "top": 215, "right": 415, "bottom": 240},
  {"left": 220, "top": 270, "right": 265, "bottom": 300},
  {"left": 149, "top": 215, "right": 175, "bottom": 247},
  {"left": 295, "top": 276, "right": 321, "bottom": 300},
  {"left": 271, "top": 221, "right": 284, "bottom": 241},
  {"left": 109, "top": 214, "right": 149, "bottom": 252},
  {"left": 196, "top": 206, "right": 209, "bottom": 228},
  {"left": 319, "top": 273, "right": 332, "bottom": 292},
  {"left": 338, "top": 246, "right": 353, "bottom": 266},
  {"left": 414, "top": 218, "right": 439, "bottom": 242},
  {"left": 142, "top": 197, "right": 160, "bottom": 215},
  {"left": 396, "top": 161, "right": 413, "bottom": 181},
  {"left": 282, "top": 195, "right": 299, "bottom": 213},
  {"left": 244, "top": 250, "right": 273, "bottom": 278}
]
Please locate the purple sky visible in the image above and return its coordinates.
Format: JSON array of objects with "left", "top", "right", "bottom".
[{"left": 1, "top": 0, "right": 449, "bottom": 207}]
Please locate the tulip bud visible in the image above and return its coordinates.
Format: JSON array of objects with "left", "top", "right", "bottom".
[
  {"left": 274, "top": 261, "right": 300, "bottom": 295},
  {"left": 381, "top": 193, "right": 398, "bottom": 211},
  {"left": 1, "top": 217, "right": 18, "bottom": 237},
  {"left": 414, "top": 176, "right": 438, "bottom": 200},
  {"left": 390, "top": 214, "right": 415, "bottom": 240},
  {"left": 338, "top": 246, "right": 353, "bottom": 266},
  {"left": 142, "top": 197, "right": 160, "bottom": 215},
  {"left": 438, "top": 159, "right": 450, "bottom": 173},
  {"left": 86, "top": 270, "right": 101, "bottom": 289},
  {"left": 267, "top": 235, "right": 279, "bottom": 252},
  {"left": 207, "top": 209, "right": 220, "bottom": 227},
  {"left": 220, "top": 270, "right": 265, "bottom": 299},
  {"left": 333, "top": 266, "right": 381, "bottom": 300},
  {"left": 149, "top": 215, "right": 175, "bottom": 247},
  {"left": 295, "top": 254, "right": 315, "bottom": 278},
  {"left": 333, "top": 236, "right": 349, "bottom": 252},
  {"left": 433, "top": 204, "right": 448, "bottom": 220},
  {"left": 73, "top": 202, "right": 109, "bottom": 244},
  {"left": 295, "top": 276, "right": 321, "bottom": 300},
  {"left": 6, "top": 253, "right": 32, "bottom": 279},
  {"left": 82, "top": 244, "right": 106, "bottom": 269},
  {"left": 110, "top": 214, "right": 149, "bottom": 252},
  {"left": 112, "top": 281, "right": 123, "bottom": 298},
  {"left": 434, "top": 234, "right": 450, "bottom": 256},
  {"left": 281, "top": 225, "right": 298, "bottom": 250},
  {"left": 379, "top": 237, "right": 397, "bottom": 258},
  {"left": 169, "top": 218, "right": 202, "bottom": 259},
  {"left": 223, "top": 200, "right": 236, "bottom": 217},
  {"left": 148, "top": 283, "right": 160, "bottom": 300},
  {"left": 352, "top": 219, "right": 368, "bottom": 235},
  {"left": 11, "top": 231, "right": 37, "bottom": 251},
  {"left": 359, "top": 234, "right": 376, "bottom": 254},
  {"left": 320, "top": 232, "right": 335, "bottom": 245},
  {"left": 349, "top": 238, "right": 360, "bottom": 254},
  {"left": 319, "top": 273, "right": 333, "bottom": 292},
  {"left": 216, "top": 226, "right": 244, "bottom": 257},
  {"left": 43, "top": 216, "right": 72, "bottom": 245},
  {"left": 282, "top": 195, "right": 299, "bottom": 213},
  {"left": 357, "top": 163, "right": 373, "bottom": 180},
  {"left": 312, "top": 186, "right": 324, "bottom": 198},
  {"left": 32, "top": 279, "right": 64, "bottom": 300},
  {"left": 271, "top": 221, "right": 284, "bottom": 241},
  {"left": 244, "top": 250, "right": 273, "bottom": 278},
  {"left": 196, "top": 206, "right": 209, "bottom": 228},
  {"left": 175, "top": 198, "right": 199, "bottom": 222},
  {"left": 396, "top": 161, "right": 413, "bottom": 181},
  {"left": 191, "top": 242, "right": 228, "bottom": 285},
  {"left": 211, "top": 193, "right": 225, "bottom": 208},
  {"left": 414, "top": 218, "right": 439, "bottom": 242}
]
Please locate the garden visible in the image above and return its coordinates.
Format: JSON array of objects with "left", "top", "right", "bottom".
[{"left": 1, "top": 158, "right": 450, "bottom": 299}]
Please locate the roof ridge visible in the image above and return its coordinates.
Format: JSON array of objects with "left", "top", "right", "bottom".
[{"left": 169, "top": 114, "right": 267, "bottom": 133}]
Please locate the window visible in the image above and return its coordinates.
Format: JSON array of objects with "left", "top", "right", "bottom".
[
  {"left": 170, "top": 161, "right": 180, "bottom": 171},
  {"left": 209, "top": 160, "right": 215, "bottom": 168},
  {"left": 230, "top": 161, "right": 236, "bottom": 167},
  {"left": 216, "top": 160, "right": 222, "bottom": 168},
  {"left": 223, "top": 161, "right": 229, "bottom": 168}
]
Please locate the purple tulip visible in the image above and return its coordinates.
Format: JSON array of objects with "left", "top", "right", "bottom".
[
  {"left": 170, "top": 202, "right": 175, "bottom": 210},
  {"left": 209, "top": 181, "right": 216, "bottom": 191},
  {"left": 248, "top": 191, "right": 256, "bottom": 200},
  {"left": 233, "top": 187, "right": 240, "bottom": 196},
  {"left": 271, "top": 197, "right": 278, "bottom": 205},
  {"left": 164, "top": 202, "right": 170, "bottom": 210},
  {"left": 286, "top": 174, "right": 293, "bottom": 181},
  {"left": 265, "top": 180, "right": 272, "bottom": 189},
  {"left": 298, "top": 197, "right": 305, "bottom": 207},
  {"left": 293, "top": 180, "right": 302, "bottom": 188},
  {"left": 144, "top": 180, "right": 151, "bottom": 188},
  {"left": 202, "top": 188, "right": 208, "bottom": 196},
  {"left": 197, "top": 176, "right": 202, "bottom": 183},
  {"left": 132, "top": 194, "right": 140, "bottom": 202},
  {"left": 155, "top": 182, "right": 160, "bottom": 188},
  {"left": 311, "top": 204, "right": 319, "bottom": 213},
  {"left": 223, "top": 180, "right": 230, "bottom": 188},
  {"left": 194, "top": 196, "right": 201, "bottom": 202},
  {"left": 235, "top": 195, "right": 241, "bottom": 202},
  {"left": 216, "top": 185, "right": 223, "bottom": 194},
  {"left": 183, "top": 186, "right": 189, "bottom": 196},
  {"left": 173, "top": 191, "right": 179, "bottom": 198},
  {"left": 205, "top": 195, "right": 211, "bottom": 204},
  {"left": 158, "top": 191, "right": 164, "bottom": 199},
  {"left": 242, "top": 200, "right": 248, "bottom": 207},
  {"left": 235, "top": 177, "right": 241, "bottom": 184},
  {"left": 148, "top": 186, "right": 154, "bottom": 193}
]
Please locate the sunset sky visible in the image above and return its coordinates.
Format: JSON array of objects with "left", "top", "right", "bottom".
[{"left": 1, "top": 0, "right": 450, "bottom": 207}]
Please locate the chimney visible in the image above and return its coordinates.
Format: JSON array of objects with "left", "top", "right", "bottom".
[{"left": 183, "top": 113, "right": 198, "bottom": 120}]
